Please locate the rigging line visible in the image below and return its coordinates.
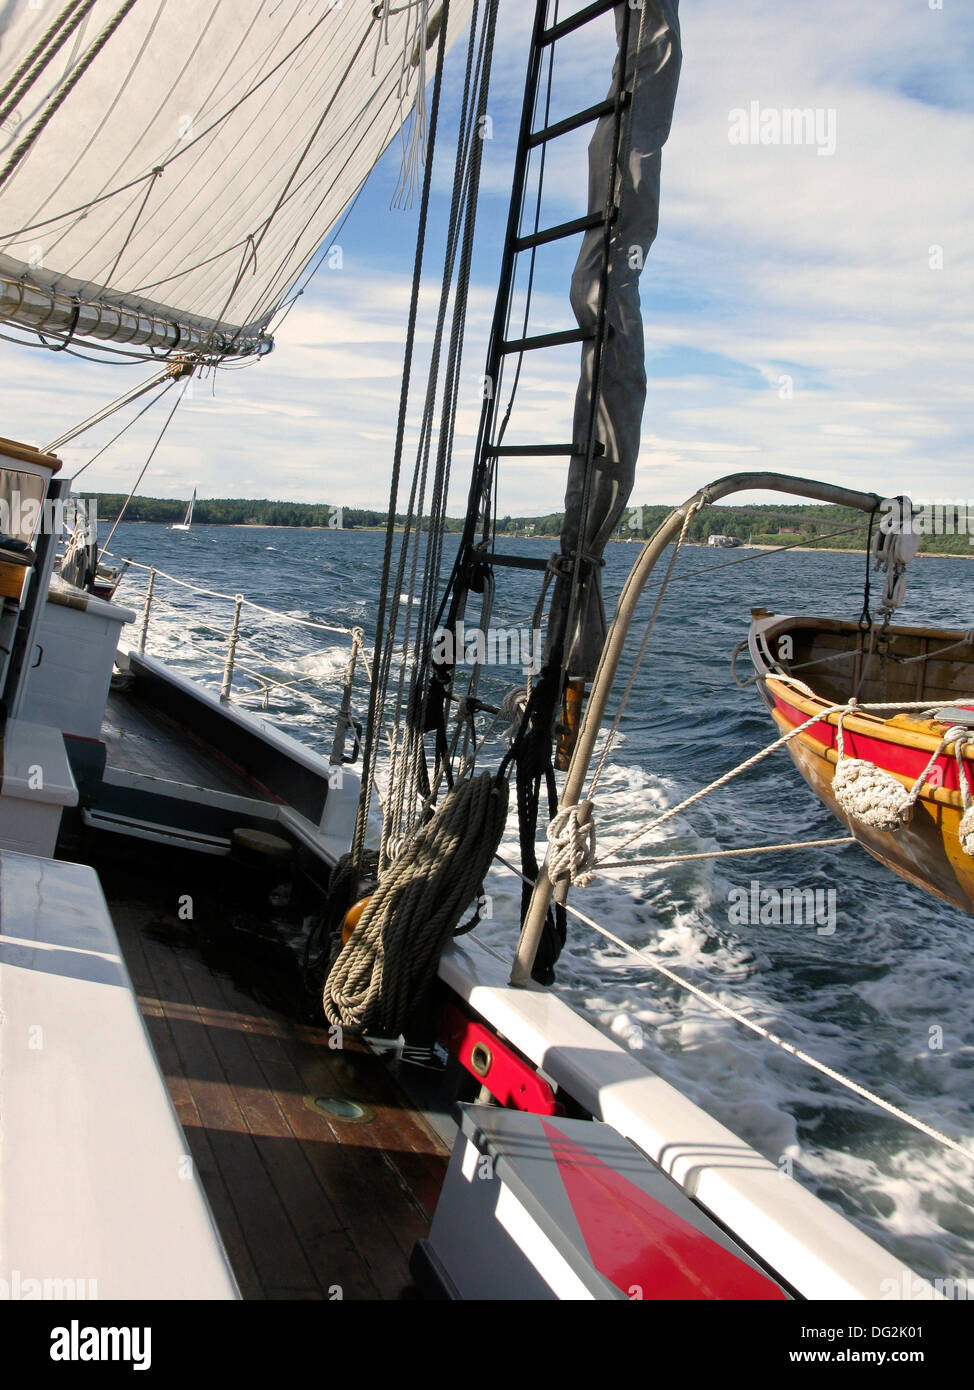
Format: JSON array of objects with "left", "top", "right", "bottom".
[
  {"left": 100, "top": 166, "right": 165, "bottom": 293},
  {"left": 596, "top": 699, "right": 872, "bottom": 865},
  {"left": 402, "top": 132, "right": 489, "bottom": 821},
  {"left": 384, "top": 0, "right": 490, "bottom": 850},
  {"left": 66, "top": 381, "right": 176, "bottom": 482},
  {"left": 122, "top": 43, "right": 382, "bottom": 307},
  {"left": 231, "top": 91, "right": 403, "bottom": 336},
  {"left": 116, "top": 12, "right": 352, "bottom": 293},
  {"left": 0, "top": 0, "right": 97, "bottom": 127},
  {"left": 100, "top": 369, "right": 194, "bottom": 552},
  {"left": 0, "top": 322, "right": 182, "bottom": 365},
  {"left": 228, "top": 34, "right": 413, "bottom": 328},
  {"left": 0, "top": 0, "right": 141, "bottom": 194},
  {"left": 380, "top": 0, "right": 483, "bottom": 772},
  {"left": 99, "top": 0, "right": 279, "bottom": 272},
  {"left": 61, "top": 0, "right": 337, "bottom": 260},
  {"left": 167, "top": 18, "right": 374, "bottom": 295},
  {"left": 45, "top": 366, "right": 173, "bottom": 450},
  {"left": 352, "top": 0, "right": 453, "bottom": 868},
  {"left": 596, "top": 836, "right": 855, "bottom": 871},
  {"left": 0, "top": 1, "right": 349, "bottom": 244},
  {"left": 264, "top": 186, "right": 370, "bottom": 337},
  {"left": 119, "top": 235, "right": 254, "bottom": 297},
  {"left": 491, "top": 850, "right": 974, "bottom": 1163}
]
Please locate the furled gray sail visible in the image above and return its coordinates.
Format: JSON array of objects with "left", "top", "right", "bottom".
[
  {"left": 0, "top": 0, "right": 471, "bottom": 358},
  {"left": 547, "top": 1, "right": 681, "bottom": 679}
]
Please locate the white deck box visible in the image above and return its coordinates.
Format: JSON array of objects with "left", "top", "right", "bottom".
[
  {"left": 22, "top": 581, "right": 135, "bottom": 738},
  {"left": 0, "top": 719, "right": 78, "bottom": 857}
]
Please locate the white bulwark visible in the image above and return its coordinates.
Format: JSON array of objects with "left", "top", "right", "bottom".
[{"left": 0, "top": 851, "right": 238, "bottom": 1299}]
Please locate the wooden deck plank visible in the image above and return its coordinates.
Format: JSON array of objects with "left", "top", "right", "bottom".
[
  {"left": 131, "top": 924, "right": 324, "bottom": 1296},
  {"left": 168, "top": 939, "right": 382, "bottom": 1300},
  {"left": 213, "top": 965, "right": 449, "bottom": 1221},
  {"left": 107, "top": 888, "right": 449, "bottom": 1299},
  {"left": 208, "top": 970, "right": 419, "bottom": 1299},
  {"left": 113, "top": 911, "right": 263, "bottom": 1296}
]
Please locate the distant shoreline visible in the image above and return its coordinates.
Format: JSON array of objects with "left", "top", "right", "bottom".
[
  {"left": 223, "top": 527, "right": 974, "bottom": 558},
  {"left": 109, "top": 521, "right": 974, "bottom": 558}
]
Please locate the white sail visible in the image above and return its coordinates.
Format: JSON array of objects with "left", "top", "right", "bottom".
[
  {"left": 172, "top": 487, "right": 195, "bottom": 530},
  {"left": 0, "top": 1, "right": 471, "bottom": 357}
]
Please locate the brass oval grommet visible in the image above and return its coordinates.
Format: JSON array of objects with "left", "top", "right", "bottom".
[{"left": 470, "top": 1042, "right": 492, "bottom": 1078}]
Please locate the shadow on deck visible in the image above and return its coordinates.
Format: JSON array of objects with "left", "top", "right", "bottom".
[{"left": 109, "top": 893, "right": 449, "bottom": 1300}]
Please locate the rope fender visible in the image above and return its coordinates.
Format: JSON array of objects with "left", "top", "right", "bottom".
[{"left": 323, "top": 771, "right": 509, "bottom": 1035}]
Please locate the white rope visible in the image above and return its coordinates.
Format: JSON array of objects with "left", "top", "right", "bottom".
[
  {"left": 832, "top": 705, "right": 915, "bottom": 831},
  {"left": 500, "top": 685, "right": 528, "bottom": 743},
  {"left": 597, "top": 701, "right": 847, "bottom": 865},
  {"left": 954, "top": 740, "right": 974, "bottom": 857},
  {"left": 598, "top": 835, "right": 854, "bottom": 871},
  {"left": 547, "top": 801, "right": 597, "bottom": 887},
  {"left": 492, "top": 851, "right": 974, "bottom": 1163}
]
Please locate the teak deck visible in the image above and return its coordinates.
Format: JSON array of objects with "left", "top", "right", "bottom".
[{"left": 109, "top": 898, "right": 450, "bottom": 1299}]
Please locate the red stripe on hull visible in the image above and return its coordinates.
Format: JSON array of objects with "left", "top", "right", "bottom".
[{"left": 770, "top": 692, "right": 972, "bottom": 792}]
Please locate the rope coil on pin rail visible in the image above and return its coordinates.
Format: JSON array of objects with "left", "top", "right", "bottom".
[{"left": 323, "top": 771, "right": 509, "bottom": 1036}]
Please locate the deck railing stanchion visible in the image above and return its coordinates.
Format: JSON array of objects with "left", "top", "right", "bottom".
[
  {"left": 221, "top": 594, "right": 243, "bottom": 701},
  {"left": 330, "top": 627, "right": 363, "bottom": 767},
  {"left": 138, "top": 568, "right": 156, "bottom": 654}
]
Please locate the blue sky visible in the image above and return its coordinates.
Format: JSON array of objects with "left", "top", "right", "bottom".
[{"left": 1, "top": 0, "right": 971, "bottom": 515}]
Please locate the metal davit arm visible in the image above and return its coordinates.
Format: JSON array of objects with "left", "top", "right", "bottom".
[{"left": 510, "top": 471, "right": 883, "bottom": 986}]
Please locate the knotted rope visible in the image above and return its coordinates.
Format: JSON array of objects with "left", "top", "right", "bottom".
[
  {"left": 323, "top": 771, "right": 509, "bottom": 1035},
  {"left": 547, "top": 800, "right": 597, "bottom": 888}
]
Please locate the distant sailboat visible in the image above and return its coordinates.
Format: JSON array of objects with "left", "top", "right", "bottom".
[{"left": 171, "top": 489, "right": 196, "bottom": 532}]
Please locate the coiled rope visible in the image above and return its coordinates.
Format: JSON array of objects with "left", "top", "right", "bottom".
[{"left": 323, "top": 771, "right": 509, "bottom": 1035}]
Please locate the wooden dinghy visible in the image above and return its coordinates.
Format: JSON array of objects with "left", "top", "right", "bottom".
[{"left": 748, "top": 612, "right": 974, "bottom": 914}]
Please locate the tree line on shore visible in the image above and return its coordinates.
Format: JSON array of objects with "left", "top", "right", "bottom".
[{"left": 82, "top": 494, "right": 974, "bottom": 556}]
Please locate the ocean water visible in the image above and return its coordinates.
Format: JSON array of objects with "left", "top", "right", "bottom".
[{"left": 104, "top": 521, "right": 974, "bottom": 1287}]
